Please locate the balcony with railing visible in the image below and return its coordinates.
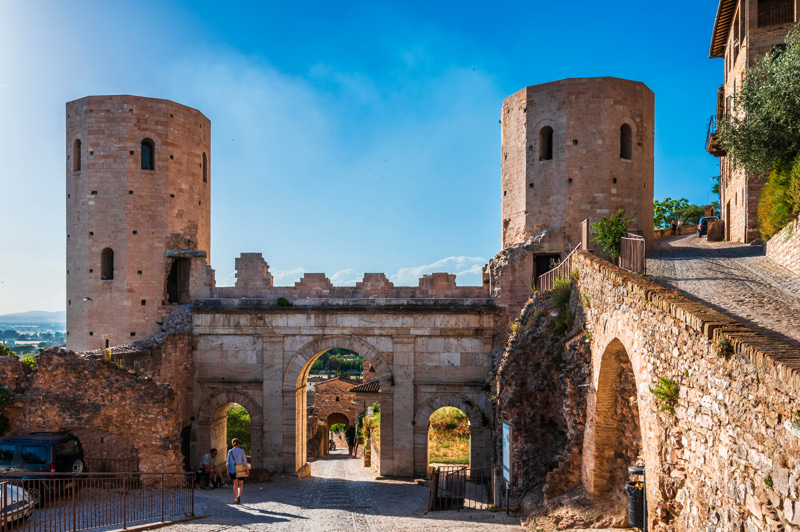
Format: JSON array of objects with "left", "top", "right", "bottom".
[{"left": 706, "top": 115, "right": 726, "bottom": 157}]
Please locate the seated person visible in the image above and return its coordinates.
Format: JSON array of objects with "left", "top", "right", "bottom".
[{"left": 198, "top": 448, "right": 227, "bottom": 488}]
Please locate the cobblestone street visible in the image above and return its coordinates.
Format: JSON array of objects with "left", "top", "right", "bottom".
[
  {"left": 161, "top": 451, "right": 521, "bottom": 532},
  {"left": 647, "top": 233, "right": 800, "bottom": 347}
]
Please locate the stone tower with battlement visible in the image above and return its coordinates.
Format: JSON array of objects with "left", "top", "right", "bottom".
[
  {"left": 500, "top": 77, "right": 654, "bottom": 260},
  {"left": 66, "top": 95, "right": 212, "bottom": 351}
]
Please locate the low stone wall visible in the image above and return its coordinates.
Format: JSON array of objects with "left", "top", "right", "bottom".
[
  {"left": 653, "top": 224, "right": 697, "bottom": 240},
  {"left": 766, "top": 214, "right": 800, "bottom": 275},
  {"left": 574, "top": 251, "right": 800, "bottom": 531},
  {"left": 0, "top": 332, "right": 194, "bottom": 473}
]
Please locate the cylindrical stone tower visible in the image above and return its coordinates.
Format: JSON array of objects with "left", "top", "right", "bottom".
[
  {"left": 500, "top": 77, "right": 654, "bottom": 257},
  {"left": 66, "top": 96, "right": 211, "bottom": 351}
]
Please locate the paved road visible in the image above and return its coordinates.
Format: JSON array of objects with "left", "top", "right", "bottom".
[
  {"left": 647, "top": 234, "right": 800, "bottom": 347},
  {"left": 162, "top": 451, "right": 521, "bottom": 532}
]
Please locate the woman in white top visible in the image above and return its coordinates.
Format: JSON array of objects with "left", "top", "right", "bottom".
[{"left": 226, "top": 438, "right": 248, "bottom": 504}]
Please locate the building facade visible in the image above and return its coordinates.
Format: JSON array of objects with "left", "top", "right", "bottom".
[
  {"left": 707, "top": 0, "right": 799, "bottom": 242},
  {"left": 66, "top": 95, "right": 212, "bottom": 351},
  {"left": 500, "top": 77, "right": 655, "bottom": 272}
]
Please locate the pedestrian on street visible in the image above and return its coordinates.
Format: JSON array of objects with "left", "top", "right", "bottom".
[
  {"left": 677, "top": 218, "right": 683, "bottom": 234},
  {"left": 670, "top": 219, "right": 677, "bottom": 235},
  {"left": 226, "top": 438, "right": 248, "bottom": 504}
]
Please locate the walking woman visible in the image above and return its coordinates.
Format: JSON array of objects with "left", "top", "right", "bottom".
[{"left": 226, "top": 438, "right": 248, "bottom": 504}]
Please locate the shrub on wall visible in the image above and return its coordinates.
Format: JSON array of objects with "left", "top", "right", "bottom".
[
  {"left": 591, "top": 209, "right": 635, "bottom": 261},
  {"left": 758, "top": 157, "right": 800, "bottom": 239}
]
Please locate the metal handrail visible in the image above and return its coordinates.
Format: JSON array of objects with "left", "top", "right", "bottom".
[{"left": 535, "top": 244, "right": 581, "bottom": 291}]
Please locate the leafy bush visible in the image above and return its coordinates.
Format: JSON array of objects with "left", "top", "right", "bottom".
[
  {"left": 276, "top": 297, "right": 292, "bottom": 307},
  {"left": 344, "top": 426, "right": 357, "bottom": 448},
  {"left": 0, "top": 345, "right": 15, "bottom": 357},
  {"left": 329, "top": 423, "right": 347, "bottom": 433},
  {"left": 20, "top": 355, "right": 36, "bottom": 371},
  {"left": 758, "top": 158, "right": 800, "bottom": 239},
  {"left": 592, "top": 209, "right": 635, "bottom": 261},
  {"left": 650, "top": 376, "right": 679, "bottom": 414},
  {"left": 553, "top": 307, "right": 575, "bottom": 336},
  {"left": 714, "top": 334, "right": 733, "bottom": 357}
]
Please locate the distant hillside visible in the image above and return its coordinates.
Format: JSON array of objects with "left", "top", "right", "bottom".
[{"left": 0, "top": 311, "right": 66, "bottom": 325}]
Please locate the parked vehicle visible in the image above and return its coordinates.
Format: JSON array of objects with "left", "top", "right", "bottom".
[
  {"left": 697, "top": 216, "right": 720, "bottom": 237},
  {"left": 0, "top": 433, "right": 86, "bottom": 504},
  {"left": 1, "top": 483, "right": 33, "bottom": 523}
]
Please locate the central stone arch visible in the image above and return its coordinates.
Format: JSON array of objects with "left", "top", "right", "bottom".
[
  {"left": 282, "top": 335, "right": 392, "bottom": 476},
  {"left": 413, "top": 393, "right": 489, "bottom": 477}
]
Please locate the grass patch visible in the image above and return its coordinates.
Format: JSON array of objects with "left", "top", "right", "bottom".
[{"left": 428, "top": 407, "right": 469, "bottom": 465}]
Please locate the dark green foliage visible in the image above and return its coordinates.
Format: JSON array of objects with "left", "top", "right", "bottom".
[
  {"left": 550, "top": 277, "right": 572, "bottom": 309},
  {"left": 758, "top": 157, "right": 800, "bottom": 239},
  {"left": 226, "top": 405, "right": 251, "bottom": 454},
  {"left": 718, "top": 30, "right": 800, "bottom": 176},
  {"left": 371, "top": 401, "right": 380, "bottom": 414},
  {"left": 0, "top": 345, "right": 15, "bottom": 357},
  {"left": 309, "top": 348, "right": 363, "bottom": 375},
  {"left": 591, "top": 209, "right": 635, "bottom": 261},
  {"left": 0, "top": 385, "right": 12, "bottom": 437},
  {"left": 276, "top": 297, "right": 292, "bottom": 307},
  {"left": 329, "top": 423, "right": 347, "bottom": 433},
  {"left": 344, "top": 426, "right": 357, "bottom": 448},
  {"left": 20, "top": 355, "right": 35, "bottom": 371},
  {"left": 553, "top": 307, "right": 575, "bottom": 336}
]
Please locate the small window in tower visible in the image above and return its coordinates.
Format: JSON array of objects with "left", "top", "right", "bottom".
[
  {"left": 104, "top": 339, "right": 109, "bottom": 349},
  {"left": 130, "top": 332, "right": 136, "bottom": 337},
  {"left": 90, "top": 332, "right": 93, "bottom": 337},
  {"left": 73, "top": 140, "right": 81, "bottom": 171},
  {"left": 101, "top": 248, "right": 114, "bottom": 280},
  {"left": 539, "top": 126, "right": 553, "bottom": 161},
  {"left": 620, "top": 124, "right": 633, "bottom": 160},
  {"left": 141, "top": 139, "right": 155, "bottom": 170},
  {"left": 141, "top": 300, "right": 146, "bottom": 306},
  {"left": 202, "top": 152, "right": 208, "bottom": 183}
]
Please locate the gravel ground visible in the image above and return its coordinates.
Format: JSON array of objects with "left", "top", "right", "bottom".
[
  {"left": 159, "top": 450, "right": 522, "bottom": 532},
  {"left": 647, "top": 233, "right": 800, "bottom": 347}
]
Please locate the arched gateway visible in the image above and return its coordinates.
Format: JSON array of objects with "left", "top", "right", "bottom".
[{"left": 190, "top": 297, "right": 497, "bottom": 477}]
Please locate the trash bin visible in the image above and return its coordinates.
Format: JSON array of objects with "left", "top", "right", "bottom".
[{"left": 626, "top": 481, "right": 644, "bottom": 529}]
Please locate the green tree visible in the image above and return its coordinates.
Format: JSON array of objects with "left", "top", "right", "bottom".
[
  {"left": 653, "top": 198, "right": 688, "bottom": 228},
  {"left": 718, "top": 30, "right": 800, "bottom": 176},
  {"left": 592, "top": 209, "right": 635, "bottom": 261},
  {"left": 226, "top": 405, "right": 251, "bottom": 454},
  {"left": 0, "top": 345, "right": 15, "bottom": 357},
  {"left": 674, "top": 204, "right": 705, "bottom": 225}
]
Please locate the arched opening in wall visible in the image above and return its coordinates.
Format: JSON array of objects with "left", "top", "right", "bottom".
[
  {"left": 71, "top": 429, "right": 138, "bottom": 472},
  {"left": 73, "top": 140, "right": 81, "bottom": 171},
  {"left": 586, "top": 339, "right": 643, "bottom": 522},
  {"left": 325, "top": 412, "right": 350, "bottom": 454},
  {"left": 620, "top": 124, "right": 633, "bottom": 160},
  {"left": 539, "top": 126, "right": 553, "bottom": 161},
  {"left": 141, "top": 139, "right": 155, "bottom": 170},
  {"left": 202, "top": 153, "right": 208, "bottom": 183},
  {"left": 204, "top": 402, "right": 253, "bottom": 477},
  {"left": 295, "top": 344, "right": 379, "bottom": 477},
  {"left": 427, "top": 406, "right": 470, "bottom": 470},
  {"left": 226, "top": 404, "right": 252, "bottom": 457},
  {"left": 100, "top": 248, "right": 114, "bottom": 280},
  {"left": 166, "top": 258, "right": 190, "bottom": 304}
]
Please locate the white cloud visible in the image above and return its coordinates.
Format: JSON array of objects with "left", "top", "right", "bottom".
[
  {"left": 271, "top": 267, "right": 307, "bottom": 286},
  {"left": 329, "top": 269, "right": 364, "bottom": 286},
  {"left": 390, "top": 256, "right": 486, "bottom": 286}
]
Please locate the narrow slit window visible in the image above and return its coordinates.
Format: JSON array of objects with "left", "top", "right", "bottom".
[
  {"left": 620, "top": 124, "right": 633, "bottom": 160},
  {"left": 539, "top": 126, "right": 553, "bottom": 161},
  {"left": 101, "top": 248, "right": 114, "bottom": 280},
  {"left": 202, "top": 152, "right": 208, "bottom": 183},
  {"left": 141, "top": 139, "right": 155, "bottom": 170},
  {"left": 73, "top": 140, "right": 81, "bottom": 171}
]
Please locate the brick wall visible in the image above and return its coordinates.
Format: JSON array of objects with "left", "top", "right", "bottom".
[{"left": 766, "top": 213, "right": 800, "bottom": 275}]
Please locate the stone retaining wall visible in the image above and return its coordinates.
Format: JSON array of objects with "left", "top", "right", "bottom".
[
  {"left": 766, "top": 214, "right": 800, "bottom": 276},
  {"left": 574, "top": 251, "right": 800, "bottom": 531}
]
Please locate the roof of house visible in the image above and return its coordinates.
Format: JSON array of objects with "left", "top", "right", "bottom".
[
  {"left": 710, "top": 0, "right": 737, "bottom": 58},
  {"left": 350, "top": 378, "right": 380, "bottom": 394}
]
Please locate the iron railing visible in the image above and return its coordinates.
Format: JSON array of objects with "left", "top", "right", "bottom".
[
  {"left": 536, "top": 244, "right": 580, "bottom": 291},
  {"left": 1, "top": 472, "right": 193, "bottom": 532},
  {"left": 427, "top": 453, "right": 555, "bottom": 513},
  {"left": 619, "top": 233, "right": 646, "bottom": 275}
]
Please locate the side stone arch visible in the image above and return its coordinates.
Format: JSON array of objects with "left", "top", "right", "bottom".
[
  {"left": 195, "top": 389, "right": 264, "bottom": 472},
  {"left": 413, "top": 393, "right": 490, "bottom": 477},
  {"left": 283, "top": 334, "right": 392, "bottom": 390}
]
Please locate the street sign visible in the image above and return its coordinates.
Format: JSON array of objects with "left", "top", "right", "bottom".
[{"left": 502, "top": 422, "right": 512, "bottom": 482}]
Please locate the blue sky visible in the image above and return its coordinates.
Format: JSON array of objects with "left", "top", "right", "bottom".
[{"left": 0, "top": 0, "right": 722, "bottom": 314}]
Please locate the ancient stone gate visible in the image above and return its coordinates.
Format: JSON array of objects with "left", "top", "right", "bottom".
[{"left": 190, "top": 298, "right": 497, "bottom": 478}]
